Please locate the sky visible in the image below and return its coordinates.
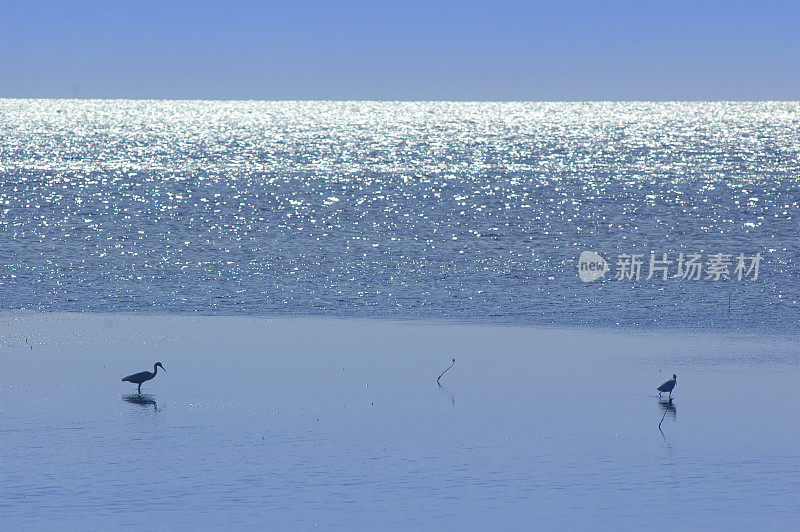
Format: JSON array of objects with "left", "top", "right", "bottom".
[{"left": 1, "top": 0, "right": 798, "bottom": 100}]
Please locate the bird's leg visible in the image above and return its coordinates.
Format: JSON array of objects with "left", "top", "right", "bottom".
[{"left": 658, "top": 392, "right": 662, "bottom": 398}]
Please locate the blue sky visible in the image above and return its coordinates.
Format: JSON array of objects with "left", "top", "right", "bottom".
[{"left": 1, "top": 0, "right": 798, "bottom": 100}]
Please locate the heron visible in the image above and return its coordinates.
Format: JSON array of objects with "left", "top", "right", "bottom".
[
  {"left": 122, "top": 362, "right": 165, "bottom": 394},
  {"left": 657, "top": 374, "right": 677, "bottom": 399}
]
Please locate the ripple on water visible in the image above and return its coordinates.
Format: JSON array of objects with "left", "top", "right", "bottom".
[{"left": 0, "top": 101, "right": 798, "bottom": 328}]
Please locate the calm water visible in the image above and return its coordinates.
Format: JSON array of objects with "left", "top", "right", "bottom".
[
  {"left": 1, "top": 100, "right": 799, "bottom": 327},
  {"left": 2, "top": 314, "right": 800, "bottom": 528}
]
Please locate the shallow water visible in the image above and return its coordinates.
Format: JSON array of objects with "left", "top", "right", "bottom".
[
  {"left": 2, "top": 313, "right": 799, "bottom": 528},
  {"left": 1, "top": 101, "right": 799, "bottom": 328}
]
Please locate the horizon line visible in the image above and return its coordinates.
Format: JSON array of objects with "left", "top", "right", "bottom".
[{"left": 1, "top": 97, "right": 799, "bottom": 104}]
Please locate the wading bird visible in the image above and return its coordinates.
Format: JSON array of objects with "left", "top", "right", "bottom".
[
  {"left": 122, "top": 362, "right": 165, "bottom": 394},
  {"left": 657, "top": 374, "right": 677, "bottom": 399}
]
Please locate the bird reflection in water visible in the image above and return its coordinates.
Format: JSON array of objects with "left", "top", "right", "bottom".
[
  {"left": 123, "top": 393, "right": 158, "bottom": 412},
  {"left": 659, "top": 398, "right": 677, "bottom": 419}
]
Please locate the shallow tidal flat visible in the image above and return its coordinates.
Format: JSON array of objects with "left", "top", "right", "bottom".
[{"left": 1, "top": 313, "right": 799, "bottom": 528}]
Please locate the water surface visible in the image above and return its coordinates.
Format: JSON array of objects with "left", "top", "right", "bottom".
[
  {"left": 1, "top": 101, "right": 798, "bottom": 328},
  {"left": 1, "top": 314, "right": 799, "bottom": 528}
]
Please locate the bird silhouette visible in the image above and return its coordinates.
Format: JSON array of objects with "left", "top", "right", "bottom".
[
  {"left": 122, "top": 362, "right": 165, "bottom": 394},
  {"left": 657, "top": 374, "right": 677, "bottom": 399}
]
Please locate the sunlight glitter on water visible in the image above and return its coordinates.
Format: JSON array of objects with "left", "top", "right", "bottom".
[{"left": 0, "top": 101, "right": 798, "bottom": 327}]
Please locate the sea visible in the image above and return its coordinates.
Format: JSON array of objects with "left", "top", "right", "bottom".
[
  {"left": 0, "top": 100, "right": 798, "bottom": 328},
  {"left": 3, "top": 101, "right": 800, "bottom": 529}
]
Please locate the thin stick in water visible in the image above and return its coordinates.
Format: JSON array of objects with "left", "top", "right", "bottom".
[
  {"left": 437, "top": 358, "right": 456, "bottom": 385},
  {"left": 659, "top": 408, "right": 668, "bottom": 430},
  {"left": 658, "top": 397, "right": 673, "bottom": 430}
]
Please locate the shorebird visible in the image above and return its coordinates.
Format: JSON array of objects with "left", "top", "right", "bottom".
[
  {"left": 657, "top": 374, "right": 677, "bottom": 399},
  {"left": 122, "top": 362, "right": 165, "bottom": 394}
]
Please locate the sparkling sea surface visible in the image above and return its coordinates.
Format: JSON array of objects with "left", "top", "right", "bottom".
[{"left": 1, "top": 100, "right": 799, "bottom": 328}]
